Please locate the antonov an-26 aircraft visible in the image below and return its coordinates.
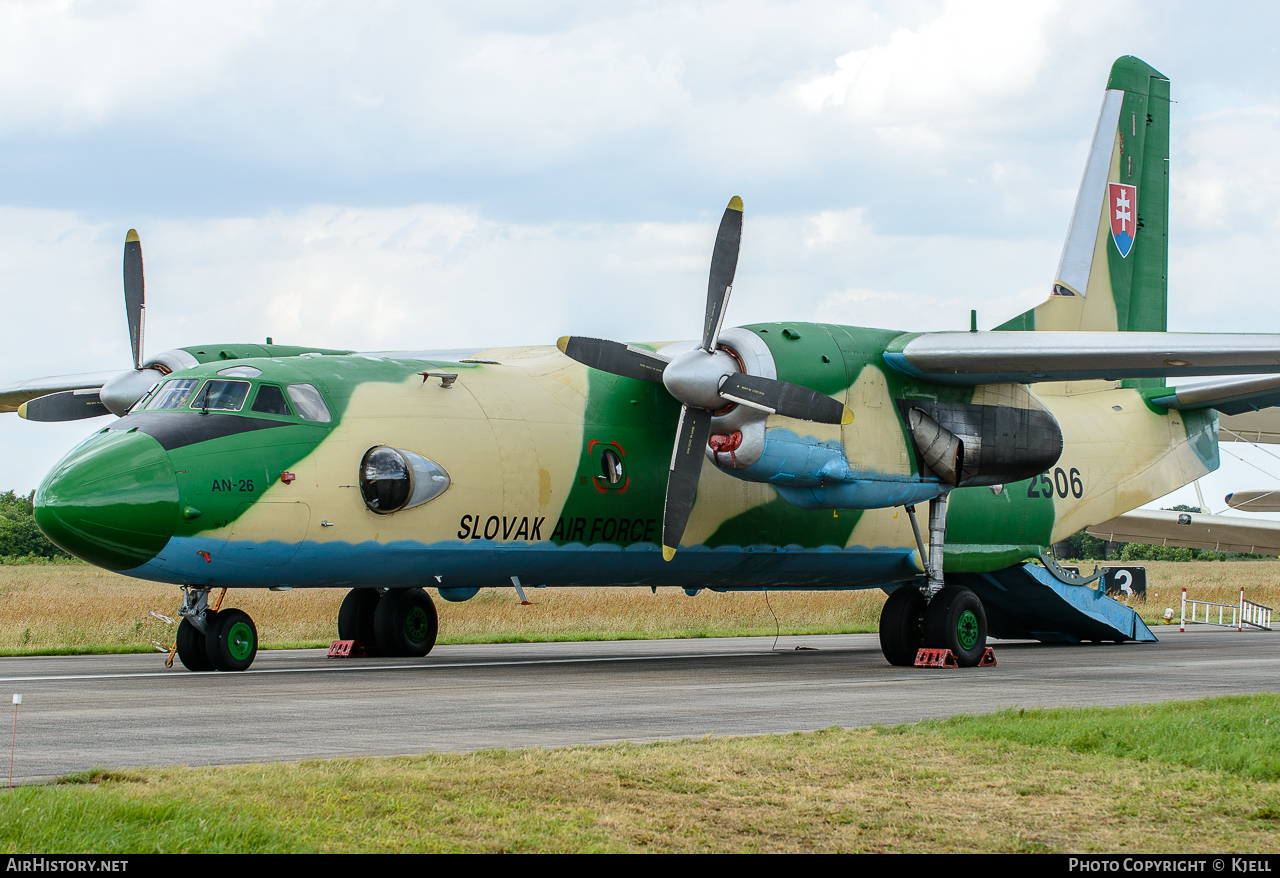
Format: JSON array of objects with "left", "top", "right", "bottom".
[{"left": 7, "top": 56, "right": 1280, "bottom": 673}]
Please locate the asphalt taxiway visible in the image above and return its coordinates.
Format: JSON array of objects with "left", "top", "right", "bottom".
[{"left": 1, "top": 627, "right": 1276, "bottom": 783}]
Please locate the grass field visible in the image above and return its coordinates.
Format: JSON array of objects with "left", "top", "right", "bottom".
[
  {"left": 2, "top": 695, "right": 1278, "bottom": 853},
  {"left": 0, "top": 561, "right": 1275, "bottom": 655}
]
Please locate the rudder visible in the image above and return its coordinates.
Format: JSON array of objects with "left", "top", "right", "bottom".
[{"left": 997, "top": 56, "right": 1170, "bottom": 338}]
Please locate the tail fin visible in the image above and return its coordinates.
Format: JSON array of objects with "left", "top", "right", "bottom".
[{"left": 997, "top": 56, "right": 1170, "bottom": 334}]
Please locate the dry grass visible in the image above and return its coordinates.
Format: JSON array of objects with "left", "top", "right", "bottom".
[
  {"left": 1, "top": 560, "right": 1275, "bottom": 655},
  {"left": 1066, "top": 560, "right": 1280, "bottom": 626},
  {"left": 0, "top": 565, "right": 887, "bottom": 654}
]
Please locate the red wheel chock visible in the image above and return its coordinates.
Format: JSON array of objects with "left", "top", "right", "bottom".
[
  {"left": 914, "top": 648, "right": 958, "bottom": 668},
  {"left": 914, "top": 647, "right": 997, "bottom": 668},
  {"left": 328, "top": 639, "right": 372, "bottom": 658}
]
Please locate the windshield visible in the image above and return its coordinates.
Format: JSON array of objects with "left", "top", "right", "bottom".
[
  {"left": 145, "top": 378, "right": 201, "bottom": 411},
  {"left": 190, "top": 379, "right": 251, "bottom": 412}
]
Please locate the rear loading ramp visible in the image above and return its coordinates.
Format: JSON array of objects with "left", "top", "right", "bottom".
[{"left": 953, "top": 561, "right": 1158, "bottom": 643}]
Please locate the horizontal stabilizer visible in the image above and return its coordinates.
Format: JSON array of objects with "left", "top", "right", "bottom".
[
  {"left": 0, "top": 371, "right": 120, "bottom": 414},
  {"left": 19, "top": 390, "right": 110, "bottom": 422},
  {"left": 884, "top": 332, "right": 1280, "bottom": 385},
  {"left": 1087, "top": 509, "right": 1280, "bottom": 556},
  {"left": 1152, "top": 375, "right": 1280, "bottom": 414}
]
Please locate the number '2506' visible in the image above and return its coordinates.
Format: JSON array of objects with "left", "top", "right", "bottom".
[{"left": 1026, "top": 467, "right": 1083, "bottom": 499}]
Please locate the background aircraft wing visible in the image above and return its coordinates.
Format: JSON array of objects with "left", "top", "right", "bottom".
[
  {"left": 1219, "top": 410, "right": 1280, "bottom": 444},
  {"left": 1086, "top": 509, "right": 1280, "bottom": 556},
  {"left": 884, "top": 332, "right": 1280, "bottom": 385},
  {"left": 0, "top": 372, "right": 120, "bottom": 413}
]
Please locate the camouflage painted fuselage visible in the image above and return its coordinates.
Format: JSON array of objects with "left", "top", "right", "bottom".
[{"left": 33, "top": 321, "right": 1218, "bottom": 596}]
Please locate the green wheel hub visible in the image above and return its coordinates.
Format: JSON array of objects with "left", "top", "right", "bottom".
[
  {"left": 226, "top": 620, "right": 256, "bottom": 661},
  {"left": 956, "top": 609, "right": 979, "bottom": 650},
  {"left": 405, "top": 605, "right": 431, "bottom": 642}
]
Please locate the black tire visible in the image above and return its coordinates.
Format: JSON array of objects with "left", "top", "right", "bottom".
[
  {"left": 337, "top": 588, "right": 382, "bottom": 651},
  {"left": 204, "top": 608, "right": 259, "bottom": 672},
  {"left": 175, "top": 617, "right": 213, "bottom": 672},
  {"left": 922, "top": 584, "right": 988, "bottom": 667},
  {"left": 879, "top": 586, "right": 927, "bottom": 666},
  {"left": 373, "top": 588, "right": 438, "bottom": 658}
]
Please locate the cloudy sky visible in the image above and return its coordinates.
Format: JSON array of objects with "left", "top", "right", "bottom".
[{"left": 3, "top": 0, "right": 1279, "bottom": 512}]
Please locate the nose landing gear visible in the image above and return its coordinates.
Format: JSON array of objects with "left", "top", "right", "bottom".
[{"left": 171, "top": 587, "right": 260, "bottom": 672}]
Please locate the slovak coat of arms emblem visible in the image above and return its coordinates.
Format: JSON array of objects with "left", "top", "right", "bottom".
[{"left": 1108, "top": 182, "right": 1137, "bottom": 258}]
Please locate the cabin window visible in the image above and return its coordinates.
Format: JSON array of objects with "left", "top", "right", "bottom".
[
  {"left": 145, "top": 378, "right": 201, "bottom": 411},
  {"left": 601, "top": 448, "right": 623, "bottom": 484},
  {"left": 251, "top": 384, "right": 293, "bottom": 416},
  {"left": 190, "top": 379, "right": 251, "bottom": 412},
  {"left": 287, "top": 384, "right": 332, "bottom": 422}
]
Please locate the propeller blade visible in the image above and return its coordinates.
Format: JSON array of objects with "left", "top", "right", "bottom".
[
  {"left": 662, "top": 405, "right": 713, "bottom": 561},
  {"left": 701, "top": 196, "right": 743, "bottom": 353},
  {"left": 557, "top": 336, "right": 669, "bottom": 382},
  {"left": 17, "top": 390, "right": 110, "bottom": 422},
  {"left": 718, "top": 372, "right": 852, "bottom": 424},
  {"left": 123, "top": 229, "right": 145, "bottom": 371}
]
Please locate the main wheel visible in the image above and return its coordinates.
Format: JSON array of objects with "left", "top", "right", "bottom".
[
  {"left": 337, "top": 588, "right": 382, "bottom": 651},
  {"left": 175, "top": 617, "right": 213, "bottom": 672},
  {"left": 922, "top": 584, "right": 988, "bottom": 667},
  {"left": 879, "top": 586, "right": 927, "bottom": 666},
  {"left": 373, "top": 588, "right": 438, "bottom": 658},
  {"left": 204, "top": 608, "right": 259, "bottom": 672}
]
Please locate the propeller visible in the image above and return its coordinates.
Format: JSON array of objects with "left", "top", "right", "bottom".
[
  {"left": 557, "top": 197, "right": 852, "bottom": 560},
  {"left": 18, "top": 230, "right": 164, "bottom": 422},
  {"left": 97, "top": 230, "right": 167, "bottom": 417}
]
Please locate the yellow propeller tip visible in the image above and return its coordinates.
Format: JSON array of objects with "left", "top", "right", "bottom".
[
  {"left": 662, "top": 545, "right": 676, "bottom": 562},
  {"left": 727, "top": 196, "right": 743, "bottom": 212},
  {"left": 125, "top": 229, "right": 139, "bottom": 243},
  {"left": 841, "top": 407, "right": 854, "bottom": 425},
  {"left": 15, "top": 403, "right": 27, "bottom": 420},
  {"left": 556, "top": 336, "right": 570, "bottom": 354}
]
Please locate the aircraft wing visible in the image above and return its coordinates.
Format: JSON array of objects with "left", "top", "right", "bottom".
[
  {"left": 883, "top": 332, "right": 1280, "bottom": 385},
  {"left": 0, "top": 372, "right": 120, "bottom": 413},
  {"left": 1225, "top": 491, "right": 1280, "bottom": 512},
  {"left": 1086, "top": 509, "right": 1280, "bottom": 556},
  {"left": 1219, "top": 410, "right": 1280, "bottom": 444}
]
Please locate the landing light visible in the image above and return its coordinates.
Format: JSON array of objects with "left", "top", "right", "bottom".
[{"left": 359, "top": 446, "right": 451, "bottom": 514}]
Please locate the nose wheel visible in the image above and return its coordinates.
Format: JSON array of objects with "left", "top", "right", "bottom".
[{"left": 171, "top": 587, "right": 259, "bottom": 672}]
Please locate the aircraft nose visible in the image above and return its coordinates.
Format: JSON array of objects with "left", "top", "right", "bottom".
[{"left": 35, "top": 429, "right": 179, "bottom": 570}]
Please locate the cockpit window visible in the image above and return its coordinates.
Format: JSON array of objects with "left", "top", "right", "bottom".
[
  {"left": 287, "top": 384, "right": 332, "bottom": 422},
  {"left": 250, "top": 384, "right": 292, "bottom": 416},
  {"left": 190, "top": 380, "right": 250, "bottom": 412},
  {"left": 145, "top": 378, "right": 201, "bottom": 411}
]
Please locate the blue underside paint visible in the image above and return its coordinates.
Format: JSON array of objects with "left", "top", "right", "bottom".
[{"left": 125, "top": 536, "right": 923, "bottom": 591}]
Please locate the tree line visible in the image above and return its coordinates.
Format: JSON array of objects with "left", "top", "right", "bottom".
[{"left": 0, "top": 490, "right": 72, "bottom": 562}]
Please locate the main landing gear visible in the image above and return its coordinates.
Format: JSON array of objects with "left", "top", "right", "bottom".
[
  {"left": 172, "top": 587, "right": 259, "bottom": 672},
  {"left": 879, "top": 494, "right": 989, "bottom": 668},
  {"left": 337, "top": 587, "right": 438, "bottom": 658}
]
